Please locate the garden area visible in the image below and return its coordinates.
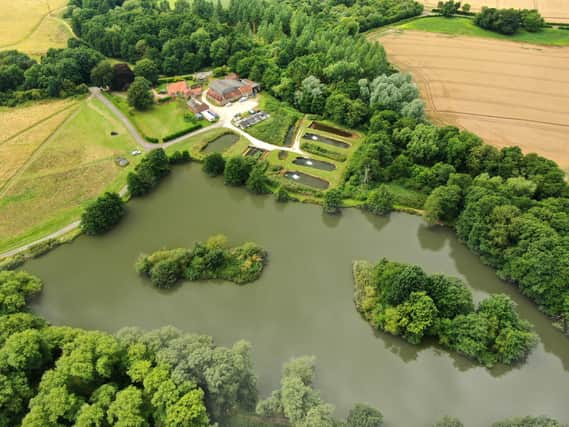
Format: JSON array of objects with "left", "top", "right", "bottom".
[
  {"left": 104, "top": 92, "right": 210, "bottom": 142},
  {"left": 246, "top": 94, "right": 302, "bottom": 146}
]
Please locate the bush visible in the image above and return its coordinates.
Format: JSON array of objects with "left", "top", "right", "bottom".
[
  {"left": 365, "top": 185, "right": 394, "bottom": 215},
  {"left": 203, "top": 153, "right": 226, "bottom": 176},
  {"left": 144, "top": 135, "right": 159, "bottom": 143},
  {"left": 275, "top": 186, "right": 289, "bottom": 202},
  {"left": 169, "top": 150, "right": 191, "bottom": 164},
  {"left": 224, "top": 156, "right": 253, "bottom": 186},
  {"left": 475, "top": 7, "right": 521, "bottom": 35},
  {"left": 246, "top": 163, "right": 271, "bottom": 194},
  {"left": 162, "top": 124, "right": 202, "bottom": 142},
  {"left": 80, "top": 192, "right": 125, "bottom": 235},
  {"left": 347, "top": 403, "right": 383, "bottom": 427},
  {"left": 300, "top": 142, "right": 347, "bottom": 162},
  {"left": 434, "top": 416, "right": 464, "bottom": 427},
  {"left": 157, "top": 96, "right": 172, "bottom": 104},
  {"left": 323, "top": 188, "right": 343, "bottom": 215},
  {"left": 127, "top": 148, "right": 171, "bottom": 197}
]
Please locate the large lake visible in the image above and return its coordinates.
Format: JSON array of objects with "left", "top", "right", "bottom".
[{"left": 25, "top": 165, "right": 569, "bottom": 426}]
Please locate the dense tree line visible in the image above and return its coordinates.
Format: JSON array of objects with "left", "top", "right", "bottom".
[
  {"left": 353, "top": 259, "right": 537, "bottom": 366},
  {"left": 475, "top": 7, "right": 545, "bottom": 34},
  {"left": 67, "top": 0, "right": 424, "bottom": 127},
  {"left": 0, "top": 46, "right": 102, "bottom": 106},
  {"left": 135, "top": 234, "right": 267, "bottom": 288}
]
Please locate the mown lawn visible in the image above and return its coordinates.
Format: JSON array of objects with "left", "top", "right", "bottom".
[
  {"left": 246, "top": 94, "right": 302, "bottom": 146},
  {"left": 398, "top": 16, "right": 569, "bottom": 46},
  {"left": 0, "top": 97, "right": 139, "bottom": 253},
  {"left": 106, "top": 93, "right": 208, "bottom": 141}
]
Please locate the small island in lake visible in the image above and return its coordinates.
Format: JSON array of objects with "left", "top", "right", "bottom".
[
  {"left": 136, "top": 234, "right": 267, "bottom": 288},
  {"left": 353, "top": 259, "right": 537, "bottom": 367}
]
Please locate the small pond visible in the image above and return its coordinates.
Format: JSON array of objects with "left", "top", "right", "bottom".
[
  {"left": 284, "top": 124, "right": 295, "bottom": 147},
  {"left": 309, "top": 121, "right": 353, "bottom": 138},
  {"left": 244, "top": 147, "right": 266, "bottom": 158},
  {"left": 283, "top": 170, "right": 330, "bottom": 189},
  {"left": 293, "top": 156, "right": 336, "bottom": 171},
  {"left": 202, "top": 133, "right": 239, "bottom": 153},
  {"left": 304, "top": 132, "right": 350, "bottom": 149}
]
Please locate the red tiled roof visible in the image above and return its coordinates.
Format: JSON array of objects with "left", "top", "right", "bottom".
[{"left": 167, "top": 81, "right": 190, "bottom": 96}]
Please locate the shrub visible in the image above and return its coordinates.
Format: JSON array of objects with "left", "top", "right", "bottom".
[
  {"left": 365, "top": 185, "right": 394, "bottom": 215},
  {"left": 347, "top": 403, "right": 384, "bottom": 427},
  {"left": 434, "top": 416, "right": 464, "bottom": 427},
  {"left": 300, "top": 142, "right": 347, "bottom": 162},
  {"left": 203, "top": 153, "right": 226, "bottom": 176},
  {"left": 144, "top": 135, "right": 159, "bottom": 143},
  {"left": 475, "top": 7, "right": 521, "bottom": 35},
  {"left": 323, "top": 188, "right": 342, "bottom": 215},
  {"left": 127, "top": 148, "right": 171, "bottom": 197},
  {"left": 246, "top": 163, "right": 271, "bottom": 194},
  {"left": 224, "top": 156, "right": 253, "bottom": 186},
  {"left": 275, "top": 186, "right": 289, "bottom": 202},
  {"left": 162, "top": 124, "right": 202, "bottom": 142},
  {"left": 169, "top": 150, "right": 191, "bottom": 164},
  {"left": 80, "top": 192, "right": 125, "bottom": 235}
]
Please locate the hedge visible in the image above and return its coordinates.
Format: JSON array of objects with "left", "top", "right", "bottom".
[
  {"left": 300, "top": 142, "right": 347, "bottom": 162},
  {"left": 144, "top": 135, "right": 159, "bottom": 143},
  {"left": 157, "top": 95, "right": 172, "bottom": 103},
  {"left": 162, "top": 124, "right": 202, "bottom": 142}
]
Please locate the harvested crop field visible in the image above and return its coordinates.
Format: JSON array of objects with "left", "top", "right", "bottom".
[
  {"left": 0, "top": 0, "right": 70, "bottom": 55},
  {"left": 418, "top": 0, "right": 569, "bottom": 23},
  {"left": 377, "top": 30, "right": 569, "bottom": 172}
]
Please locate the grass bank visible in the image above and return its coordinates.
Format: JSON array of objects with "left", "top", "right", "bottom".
[{"left": 395, "top": 16, "right": 569, "bottom": 45}]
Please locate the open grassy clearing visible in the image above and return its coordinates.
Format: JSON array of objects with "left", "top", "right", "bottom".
[
  {"left": 418, "top": 0, "right": 569, "bottom": 24},
  {"left": 377, "top": 29, "right": 569, "bottom": 173},
  {"left": 395, "top": 16, "right": 569, "bottom": 45},
  {"left": 246, "top": 94, "right": 302, "bottom": 146},
  {"left": 0, "top": 97, "right": 139, "bottom": 252},
  {"left": 0, "top": 0, "right": 71, "bottom": 56},
  {"left": 105, "top": 92, "right": 210, "bottom": 141}
]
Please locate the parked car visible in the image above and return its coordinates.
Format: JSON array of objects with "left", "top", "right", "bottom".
[
  {"left": 131, "top": 150, "right": 142, "bottom": 156},
  {"left": 239, "top": 96, "right": 248, "bottom": 102}
]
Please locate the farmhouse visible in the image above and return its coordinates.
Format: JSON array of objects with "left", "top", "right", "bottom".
[
  {"left": 167, "top": 81, "right": 192, "bottom": 98},
  {"left": 207, "top": 77, "right": 261, "bottom": 105}
]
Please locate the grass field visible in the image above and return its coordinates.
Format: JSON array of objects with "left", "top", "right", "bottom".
[
  {"left": 377, "top": 29, "right": 569, "bottom": 173},
  {"left": 246, "top": 94, "right": 302, "bottom": 146},
  {"left": 395, "top": 16, "right": 569, "bottom": 45},
  {"left": 0, "top": 0, "right": 72, "bottom": 57},
  {"left": 0, "top": 96, "right": 140, "bottom": 252},
  {"left": 106, "top": 93, "right": 209, "bottom": 141}
]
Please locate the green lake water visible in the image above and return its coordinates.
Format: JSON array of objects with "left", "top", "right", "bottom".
[{"left": 25, "top": 165, "right": 569, "bottom": 426}]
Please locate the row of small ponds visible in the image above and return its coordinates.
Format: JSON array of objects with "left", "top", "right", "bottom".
[{"left": 201, "top": 131, "right": 340, "bottom": 190}]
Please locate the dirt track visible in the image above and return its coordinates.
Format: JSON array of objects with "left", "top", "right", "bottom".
[
  {"left": 379, "top": 30, "right": 569, "bottom": 172},
  {"left": 419, "top": 0, "right": 569, "bottom": 23}
]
